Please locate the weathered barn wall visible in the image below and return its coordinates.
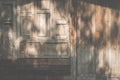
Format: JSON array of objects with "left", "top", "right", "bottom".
[
  {"left": 0, "top": 0, "right": 120, "bottom": 80},
  {"left": 76, "top": 0, "right": 120, "bottom": 80}
]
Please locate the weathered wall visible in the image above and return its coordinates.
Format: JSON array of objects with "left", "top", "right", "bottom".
[
  {"left": 76, "top": 0, "right": 120, "bottom": 80},
  {"left": 0, "top": 0, "right": 72, "bottom": 80},
  {"left": 0, "top": 0, "right": 120, "bottom": 80}
]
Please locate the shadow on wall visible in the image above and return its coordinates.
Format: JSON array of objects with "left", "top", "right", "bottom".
[
  {"left": 76, "top": 0, "right": 120, "bottom": 80},
  {"left": 0, "top": 0, "right": 120, "bottom": 80},
  {"left": 81, "top": 0, "right": 120, "bottom": 10},
  {"left": 0, "top": 0, "right": 71, "bottom": 80}
]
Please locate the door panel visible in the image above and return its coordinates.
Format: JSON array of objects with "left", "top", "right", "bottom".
[
  {"left": 0, "top": 1, "right": 14, "bottom": 58},
  {"left": 40, "top": 42, "right": 69, "bottom": 57},
  {"left": 17, "top": 0, "right": 71, "bottom": 79},
  {"left": 18, "top": 0, "right": 70, "bottom": 58},
  {"left": 53, "top": 20, "right": 69, "bottom": 40},
  {"left": 77, "top": 46, "right": 96, "bottom": 77},
  {"left": 76, "top": 1, "right": 96, "bottom": 80},
  {"left": 2, "top": 4, "right": 13, "bottom": 22},
  {"left": 20, "top": 42, "right": 69, "bottom": 58},
  {"left": 34, "top": 12, "right": 50, "bottom": 37},
  {"left": 20, "top": 15, "right": 32, "bottom": 36}
]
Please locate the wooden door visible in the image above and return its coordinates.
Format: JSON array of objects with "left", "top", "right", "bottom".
[
  {"left": 76, "top": 1, "right": 96, "bottom": 80},
  {"left": 14, "top": 0, "right": 71, "bottom": 79},
  {"left": 17, "top": 0, "right": 70, "bottom": 59},
  {"left": 0, "top": 1, "right": 15, "bottom": 59}
]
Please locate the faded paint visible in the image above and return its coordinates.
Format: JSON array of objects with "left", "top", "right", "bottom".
[{"left": 0, "top": 0, "right": 120, "bottom": 80}]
